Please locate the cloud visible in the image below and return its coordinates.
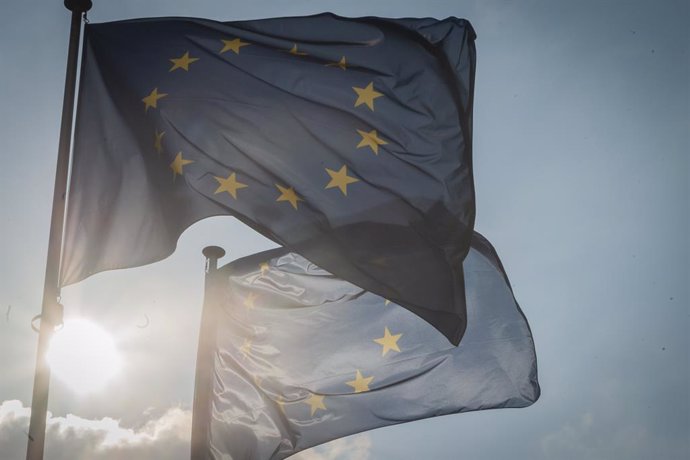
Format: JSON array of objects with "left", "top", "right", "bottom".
[
  {"left": 1, "top": 400, "right": 371, "bottom": 460},
  {"left": 0, "top": 400, "right": 191, "bottom": 460},
  {"left": 293, "top": 434, "right": 372, "bottom": 460}
]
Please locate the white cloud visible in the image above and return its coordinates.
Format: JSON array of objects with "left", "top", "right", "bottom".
[
  {"left": 0, "top": 400, "right": 191, "bottom": 460},
  {"left": 293, "top": 434, "right": 372, "bottom": 460},
  {"left": 1, "top": 400, "right": 371, "bottom": 460}
]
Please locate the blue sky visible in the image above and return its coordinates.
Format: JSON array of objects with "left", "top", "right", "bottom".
[{"left": 1, "top": 0, "right": 688, "bottom": 459}]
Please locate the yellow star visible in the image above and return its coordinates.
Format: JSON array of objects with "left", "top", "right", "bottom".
[
  {"left": 239, "top": 339, "right": 252, "bottom": 358},
  {"left": 220, "top": 38, "right": 250, "bottom": 55},
  {"left": 275, "top": 396, "right": 287, "bottom": 414},
  {"left": 356, "top": 129, "right": 388, "bottom": 155},
  {"left": 169, "top": 152, "right": 193, "bottom": 179},
  {"left": 325, "top": 165, "right": 359, "bottom": 196},
  {"left": 370, "top": 256, "right": 389, "bottom": 267},
  {"left": 384, "top": 299, "right": 391, "bottom": 306},
  {"left": 154, "top": 129, "right": 165, "bottom": 154},
  {"left": 275, "top": 184, "right": 303, "bottom": 210},
  {"left": 243, "top": 292, "right": 258, "bottom": 309},
  {"left": 169, "top": 51, "right": 199, "bottom": 71},
  {"left": 374, "top": 327, "right": 402, "bottom": 356},
  {"left": 142, "top": 88, "right": 167, "bottom": 111},
  {"left": 213, "top": 172, "right": 248, "bottom": 199},
  {"left": 326, "top": 56, "right": 347, "bottom": 70},
  {"left": 288, "top": 44, "right": 308, "bottom": 56},
  {"left": 259, "top": 262, "right": 269, "bottom": 276},
  {"left": 353, "top": 82, "right": 383, "bottom": 111},
  {"left": 304, "top": 393, "right": 326, "bottom": 416},
  {"left": 345, "top": 370, "right": 374, "bottom": 393}
]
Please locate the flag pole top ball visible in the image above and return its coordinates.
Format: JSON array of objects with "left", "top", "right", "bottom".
[
  {"left": 64, "top": 0, "right": 92, "bottom": 13},
  {"left": 202, "top": 246, "right": 226, "bottom": 261}
]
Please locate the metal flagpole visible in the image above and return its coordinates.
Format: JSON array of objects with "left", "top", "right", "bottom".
[
  {"left": 25, "top": 1, "right": 92, "bottom": 459},
  {"left": 191, "top": 246, "right": 226, "bottom": 459}
]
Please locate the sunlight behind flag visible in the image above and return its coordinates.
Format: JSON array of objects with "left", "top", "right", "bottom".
[{"left": 46, "top": 319, "right": 122, "bottom": 394}]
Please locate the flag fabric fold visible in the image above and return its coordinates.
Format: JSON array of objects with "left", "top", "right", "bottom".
[
  {"left": 205, "top": 232, "right": 539, "bottom": 459},
  {"left": 61, "top": 13, "right": 476, "bottom": 343}
]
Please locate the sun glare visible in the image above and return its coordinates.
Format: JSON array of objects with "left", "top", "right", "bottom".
[{"left": 46, "top": 319, "right": 122, "bottom": 394}]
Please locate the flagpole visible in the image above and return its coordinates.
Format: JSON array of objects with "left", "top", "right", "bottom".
[
  {"left": 26, "top": 1, "right": 91, "bottom": 459},
  {"left": 191, "top": 246, "right": 226, "bottom": 459}
]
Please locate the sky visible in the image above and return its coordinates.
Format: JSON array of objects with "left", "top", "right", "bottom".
[{"left": 1, "top": 0, "right": 688, "bottom": 459}]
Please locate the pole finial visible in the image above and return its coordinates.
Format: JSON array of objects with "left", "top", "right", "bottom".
[
  {"left": 202, "top": 246, "right": 226, "bottom": 260},
  {"left": 202, "top": 246, "right": 226, "bottom": 273},
  {"left": 64, "top": 0, "right": 93, "bottom": 13}
]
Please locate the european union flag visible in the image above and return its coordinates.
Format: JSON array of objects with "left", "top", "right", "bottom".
[
  {"left": 61, "top": 14, "right": 477, "bottom": 343},
  {"left": 200, "top": 232, "right": 538, "bottom": 459}
]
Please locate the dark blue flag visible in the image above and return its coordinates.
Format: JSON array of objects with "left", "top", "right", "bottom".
[
  {"left": 202, "top": 232, "right": 539, "bottom": 459},
  {"left": 61, "top": 14, "right": 477, "bottom": 343}
]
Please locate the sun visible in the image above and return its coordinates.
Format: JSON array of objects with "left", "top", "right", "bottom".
[{"left": 46, "top": 319, "right": 122, "bottom": 394}]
